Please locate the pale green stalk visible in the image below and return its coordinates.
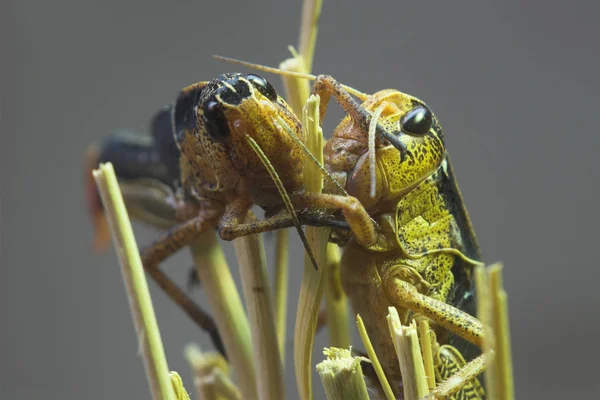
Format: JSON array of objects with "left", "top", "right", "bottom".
[
  {"left": 477, "top": 264, "right": 515, "bottom": 400},
  {"left": 194, "top": 369, "right": 241, "bottom": 400},
  {"left": 192, "top": 371, "right": 240, "bottom": 400},
  {"left": 356, "top": 315, "right": 395, "bottom": 400},
  {"left": 475, "top": 265, "right": 494, "bottom": 400},
  {"left": 387, "top": 307, "right": 429, "bottom": 400},
  {"left": 417, "top": 319, "right": 436, "bottom": 391},
  {"left": 184, "top": 344, "right": 240, "bottom": 400},
  {"left": 298, "top": 0, "right": 323, "bottom": 73},
  {"left": 170, "top": 372, "right": 192, "bottom": 400},
  {"left": 92, "top": 163, "right": 174, "bottom": 400},
  {"left": 184, "top": 344, "right": 230, "bottom": 378},
  {"left": 280, "top": 57, "right": 311, "bottom": 117},
  {"left": 276, "top": 32, "right": 311, "bottom": 368},
  {"left": 233, "top": 234, "right": 285, "bottom": 400},
  {"left": 210, "top": 370, "right": 242, "bottom": 400},
  {"left": 316, "top": 348, "right": 370, "bottom": 400},
  {"left": 324, "top": 243, "right": 351, "bottom": 348},
  {"left": 280, "top": 15, "right": 327, "bottom": 400},
  {"left": 188, "top": 233, "right": 257, "bottom": 400},
  {"left": 273, "top": 228, "right": 290, "bottom": 360},
  {"left": 295, "top": 228, "right": 329, "bottom": 400},
  {"left": 293, "top": 96, "right": 329, "bottom": 400},
  {"left": 488, "top": 265, "right": 515, "bottom": 400},
  {"left": 284, "top": 0, "right": 351, "bottom": 357}
]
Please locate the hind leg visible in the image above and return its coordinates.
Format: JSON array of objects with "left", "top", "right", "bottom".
[
  {"left": 434, "top": 346, "right": 485, "bottom": 399},
  {"left": 140, "top": 215, "right": 225, "bottom": 355}
]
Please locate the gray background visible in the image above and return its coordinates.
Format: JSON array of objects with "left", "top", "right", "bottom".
[{"left": 1, "top": 0, "right": 599, "bottom": 399}]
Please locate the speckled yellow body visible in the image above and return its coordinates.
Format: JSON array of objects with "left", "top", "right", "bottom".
[
  {"left": 339, "top": 171, "right": 479, "bottom": 394},
  {"left": 316, "top": 77, "right": 484, "bottom": 399}
]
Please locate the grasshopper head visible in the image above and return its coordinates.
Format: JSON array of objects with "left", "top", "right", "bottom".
[
  {"left": 173, "top": 73, "right": 304, "bottom": 205},
  {"left": 340, "top": 89, "right": 447, "bottom": 207}
]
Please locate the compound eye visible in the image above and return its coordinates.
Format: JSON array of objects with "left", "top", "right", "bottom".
[
  {"left": 246, "top": 74, "right": 278, "bottom": 101},
  {"left": 401, "top": 106, "right": 433, "bottom": 136},
  {"left": 173, "top": 86, "right": 203, "bottom": 144},
  {"left": 202, "top": 100, "right": 230, "bottom": 141}
]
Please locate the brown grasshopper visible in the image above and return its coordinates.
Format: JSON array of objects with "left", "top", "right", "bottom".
[
  {"left": 143, "top": 72, "right": 372, "bottom": 272},
  {"left": 86, "top": 73, "right": 356, "bottom": 357}
]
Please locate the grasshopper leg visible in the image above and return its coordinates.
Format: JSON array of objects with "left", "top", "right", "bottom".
[
  {"left": 140, "top": 215, "right": 225, "bottom": 355},
  {"left": 313, "top": 75, "right": 380, "bottom": 136},
  {"left": 291, "top": 193, "right": 379, "bottom": 248},
  {"left": 387, "top": 277, "right": 484, "bottom": 347},
  {"left": 141, "top": 216, "right": 216, "bottom": 266},
  {"left": 217, "top": 197, "right": 256, "bottom": 240},
  {"left": 433, "top": 348, "right": 486, "bottom": 399},
  {"left": 388, "top": 276, "right": 486, "bottom": 398},
  {"left": 219, "top": 192, "right": 378, "bottom": 248},
  {"left": 218, "top": 202, "right": 352, "bottom": 240}
]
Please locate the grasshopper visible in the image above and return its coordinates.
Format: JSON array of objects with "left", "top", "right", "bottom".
[
  {"left": 148, "top": 72, "right": 368, "bottom": 272},
  {"left": 315, "top": 75, "right": 486, "bottom": 399},
  {"left": 213, "top": 57, "right": 487, "bottom": 399},
  {"left": 86, "top": 73, "right": 353, "bottom": 355}
]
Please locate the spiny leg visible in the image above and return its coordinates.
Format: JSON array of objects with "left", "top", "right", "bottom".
[
  {"left": 387, "top": 277, "right": 484, "bottom": 347},
  {"left": 433, "top": 348, "right": 486, "bottom": 399},
  {"left": 142, "top": 216, "right": 215, "bottom": 267},
  {"left": 217, "top": 202, "right": 351, "bottom": 240},
  {"left": 313, "top": 75, "right": 378, "bottom": 134},
  {"left": 146, "top": 266, "right": 225, "bottom": 356},
  {"left": 291, "top": 192, "right": 379, "bottom": 248},
  {"left": 140, "top": 216, "right": 225, "bottom": 354},
  {"left": 219, "top": 192, "right": 378, "bottom": 248},
  {"left": 312, "top": 75, "right": 409, "bottom": 158},
  {"left": 387, "top": 267, "right": 486, "bottom": 397},
  {"left": 217, "top": 197, "right": 253, "bottom": 241}
]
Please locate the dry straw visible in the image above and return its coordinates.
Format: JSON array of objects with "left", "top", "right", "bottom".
[{"left": 316, "top": 348, "right": 370, "bottom": 400}]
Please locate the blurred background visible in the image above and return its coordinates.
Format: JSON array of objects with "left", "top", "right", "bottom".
[{"left": 1, "top": 0, "right": 599, "bottom": 399}]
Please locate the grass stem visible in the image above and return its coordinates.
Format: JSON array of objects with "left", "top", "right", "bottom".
[
  {"left": 274, "top": 228, "right": 290, "bottom": 361},
  {"left": 93, "top": 163, "right": 174, "bottom": 400},
  {"left": 316, "top": 348, "right": 370, "bottom": 400},
  {"left": 356, "top": 315, "right": 395, "bottom": 400},
  {"left": 387, "top": 307, "right": 429, "bottom": 400},
  {"left": 188, "top": 233, "right": 257, "bottom": 400},
  {"left": 234, "top": 233, "right": 285, "bottom": 400}
]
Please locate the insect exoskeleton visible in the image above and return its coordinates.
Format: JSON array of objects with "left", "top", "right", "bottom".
[
  {"left": 170, "top": 73, "right": 373, "bottom": 269},
  {"left": 173, "top": 73, "right": 305, "bottom": 212},
  {"left": 312, "top": 74, "right": 485, "bottom": 398}
]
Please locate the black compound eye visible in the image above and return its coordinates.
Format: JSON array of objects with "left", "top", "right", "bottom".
[
  {"left": 246, "top": 74, "right": 278, "bottom": 101},
  {"left": 401, "top": 106, "right": 433, "bottom": 136},
  {"left": 173, "top": 86, "right": 202, "bottom": 144},
  {"left": 202, "top": 100, "right": 230, "bottom": 141}
]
